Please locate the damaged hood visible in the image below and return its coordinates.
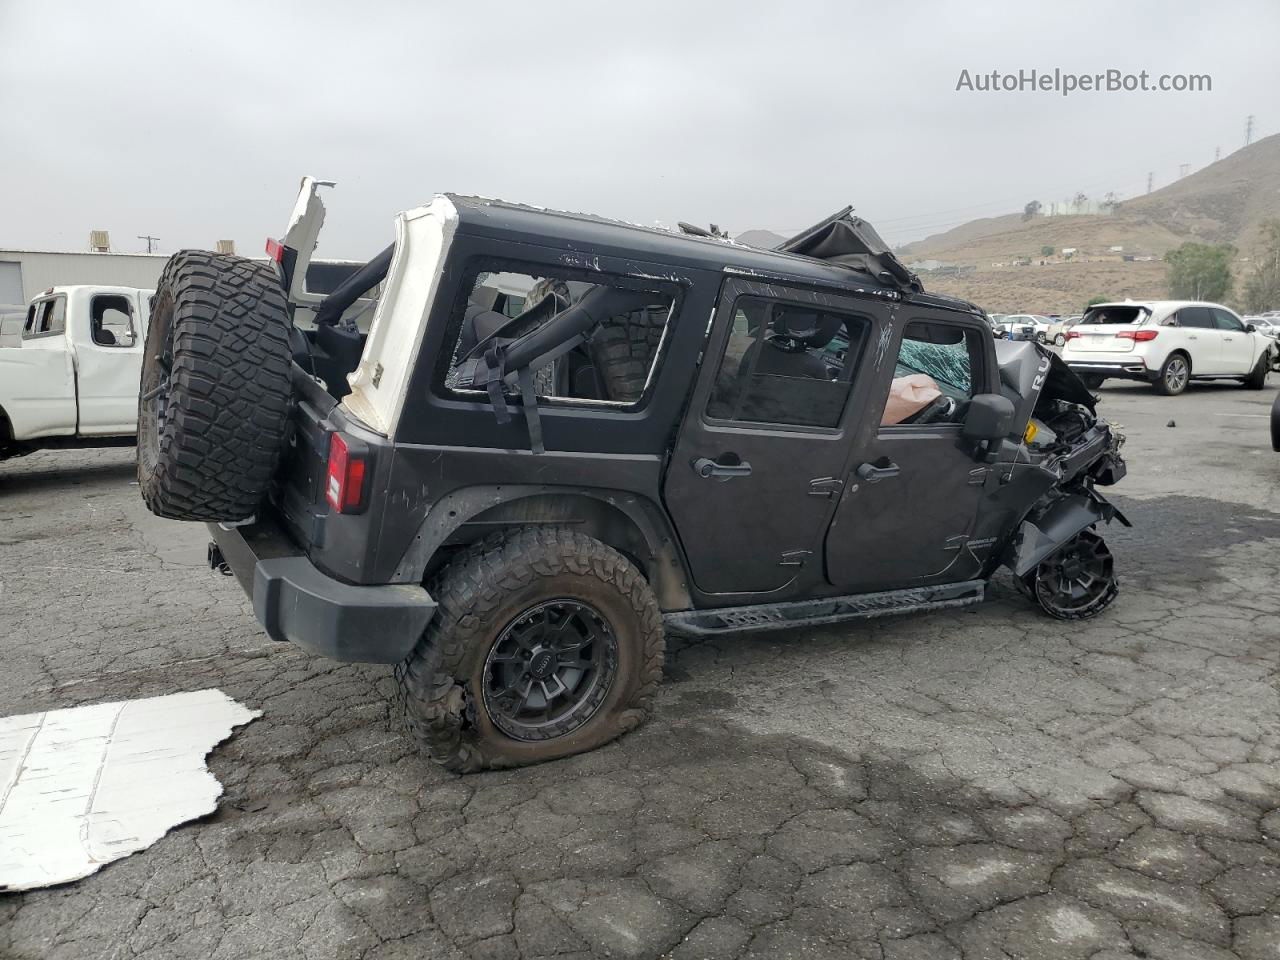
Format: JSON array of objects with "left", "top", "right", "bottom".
[{"left": 779, "top": 207, "right": 923, "bottom": 293}]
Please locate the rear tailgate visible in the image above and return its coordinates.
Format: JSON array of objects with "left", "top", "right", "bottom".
[
  {"left": 1067, "top": 325, "right": 1140, "bottom": 353},
  {"left": 1064, "top": 305, "right": 1153, "bottom": 355}
]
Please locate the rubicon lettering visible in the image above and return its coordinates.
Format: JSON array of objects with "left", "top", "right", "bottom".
[{"left": 955, "top": 68, "right": 1211, "bottom": 96}]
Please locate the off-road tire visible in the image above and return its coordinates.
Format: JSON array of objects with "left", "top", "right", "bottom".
[
  {"left": 1153, "top": 352, "right": 1190, "bottom": 396},
  {"left": 590, "top": 307, "right": 667, "bottom": 402},
  {"left": 395, "top": 526, "right": 665, "bottom": 772},
  {"left": 1242, "top": 352, "right": 1269, "bottom": 389},
  {"left": 138, "top": 251, "right": 292, "bottom": 521}
]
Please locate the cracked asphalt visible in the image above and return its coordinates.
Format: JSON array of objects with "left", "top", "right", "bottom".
[{"left": 2, "top": 381, "right": 1279, "bottom": 960}]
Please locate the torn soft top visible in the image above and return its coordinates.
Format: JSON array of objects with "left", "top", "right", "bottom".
[{"left": 779, "top": 207, "right": 923, "bottom": 293}]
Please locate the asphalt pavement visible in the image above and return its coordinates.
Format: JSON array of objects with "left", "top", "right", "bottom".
[{"left": 2, "top": 380, "right": 1278, "bottom": 960}]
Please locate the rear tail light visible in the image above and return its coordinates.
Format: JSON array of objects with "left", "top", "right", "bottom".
[
  {"left": 1116, "top": 330, "right": 1159, "bottom": 341},
  {"left": 1064, "top": 330, "right": 1082, "bottom": 341},
  {"left": 265, "top": 238, "right": 285, "bottom": 263},
  {"left": 326, "top": 432, "right": 369, "bottom": 514}
]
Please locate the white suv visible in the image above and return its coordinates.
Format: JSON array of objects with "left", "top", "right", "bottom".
[{"left": 1060, "top": 300, "right": 1277, "bottom": 395}]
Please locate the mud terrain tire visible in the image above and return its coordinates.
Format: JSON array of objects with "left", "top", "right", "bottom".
[
  {"left": 395, "top": 526, "right": 665, "bottom": 772},
  {"left": 138, "top": 251, "right": 292, "bottom": 521},
  {"left": 590, "top": 306, "right": 667, "bottom": 402}
]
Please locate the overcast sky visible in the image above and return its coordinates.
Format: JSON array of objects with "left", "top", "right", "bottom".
[{"left": 2, "top": 0, "right": 1276, "bottom": 259}]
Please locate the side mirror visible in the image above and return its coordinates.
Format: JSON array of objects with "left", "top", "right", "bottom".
[
  {"left": 1246, "top": 323, "right": 1257, "bottom": 333},
  {"left": 961, "top": 393, "right": 1015, "bottom": 442}
]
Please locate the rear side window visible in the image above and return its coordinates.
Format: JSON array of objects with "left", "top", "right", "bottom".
[
  {"left": 441, "top": 265, "right": 676, "bottom": 408},
  {"left": 1176, "top": 306, "right": 1215, "bottom": 329},
  {"left": 23, "top": 297, "right": 66, "bottom": 338},
  {"left": 706, "top": 297, "right": 868, "bottom": 429},
  {"left": 1081, "top": 306, "right": 1148, "bottom": 325}
]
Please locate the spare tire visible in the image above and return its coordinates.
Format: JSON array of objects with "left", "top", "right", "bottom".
[{"left": 138, "top": 251, "right": 293, "bottom": 521}]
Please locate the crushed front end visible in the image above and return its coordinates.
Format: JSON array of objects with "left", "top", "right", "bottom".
[{"left": 979, "top": 340, "right": 1130, "bottom": 619}]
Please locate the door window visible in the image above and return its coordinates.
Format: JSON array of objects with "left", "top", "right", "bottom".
[
  {"left": 1175, "top": 306, "right": 1215, "bottom": 328},
  {"left": 1211, "top": 308, "right": 1244, "bottom": 332},
  {"left": 705, "top": 297, "right": 868, "bottom": 429},
  {"left": 881, "top": 321, "right": 982, "bottom": 426},
  {"left": 90, "top": 295, "right": 135, "bottom": 347}
]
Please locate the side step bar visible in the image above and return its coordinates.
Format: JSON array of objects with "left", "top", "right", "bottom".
[{"left": 663, "top": 580, "right": 985, "bottom": 637}]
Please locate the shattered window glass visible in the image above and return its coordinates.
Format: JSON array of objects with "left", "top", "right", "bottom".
[
  {"left": 881, "top": 321, "right": 981, "bottom": 425},
  {"left": 443, "top": 266, "right": 675, "bottom": 406}
]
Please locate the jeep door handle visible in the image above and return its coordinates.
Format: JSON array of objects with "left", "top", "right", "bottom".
[
  {"left": 856, "top": 460, "right": 901, "bottom": 483},
  {"left": 693, "top": 457, "right": 752, "bottom": 480}
]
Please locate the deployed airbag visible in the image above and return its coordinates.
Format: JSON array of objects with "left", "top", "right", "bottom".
[{"left": 882, "top": 374, "right": 942, "bottom": 425}]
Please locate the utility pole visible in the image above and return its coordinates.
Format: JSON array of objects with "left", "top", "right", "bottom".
[
  {"left": 1245, "top": 115, "right": 1254, "bottom": 146},
  {"left": 1146, "top": 172, "right": 1154, "bottom": 194},
  {"left": 137, "top": 235, "right": 160, "bottom": 254}
]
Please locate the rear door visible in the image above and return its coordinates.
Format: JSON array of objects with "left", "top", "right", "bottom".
[
  {"left": 2, "top": 296, "right": 77, "bottom": 439},
  {"left": 825, "top": 311, "right": 994, "bottom": 591},
  {"left": 1212, "top": 307, "right": 1255, "bottom": 374},
  {"left": 661, "top": 277, "right": 882, "bottom": 597},
  {"left": 74, "top": 292, "right": 144, "bottom": 434}
]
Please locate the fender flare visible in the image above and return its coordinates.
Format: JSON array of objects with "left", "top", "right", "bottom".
[
  {"left": 390, "top": 484, "right": 693, "bottom": 611},
  {"left": 1002, "top": 491, "right": 1130, "bottom": 579}
]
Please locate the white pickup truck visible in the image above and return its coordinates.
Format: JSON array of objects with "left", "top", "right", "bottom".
[{"left": 0, "top": 285, "right": 153, "bottom": 460}]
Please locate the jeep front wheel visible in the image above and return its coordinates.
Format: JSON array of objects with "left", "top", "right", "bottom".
[
  {"left": 137, "top": 251, "right": 293, "bottom": 521},
  {"left": 395, "top": 526, "right": 665, "bottom": 772}
]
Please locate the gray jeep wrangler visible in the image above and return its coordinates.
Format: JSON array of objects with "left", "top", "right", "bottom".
[{"left": 138, "top": 178, "right": 1128, "bottom": 772}]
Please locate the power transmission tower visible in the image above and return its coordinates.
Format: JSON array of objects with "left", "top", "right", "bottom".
[
  {"left": 1214, "top": 146, "right": 1220, "bottom": 161},
  {"left": 1178, "top": 163, "right": 1190, "bottom": 179},
  {"left": 137, "top": 235, "right": 160, "bottom": 254},
  {"left": 1245, "top": 115, "right": 1254, "bottom": 146},
  {"left": 1146, "top": 172, "right": 1153, "bottom": 194}
]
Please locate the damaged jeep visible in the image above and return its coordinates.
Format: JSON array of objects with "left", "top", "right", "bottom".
[{"left": 138, "top": 178, "right": 1128, "bottom": 771}]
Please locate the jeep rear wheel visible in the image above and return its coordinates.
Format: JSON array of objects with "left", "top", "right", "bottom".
[
  {"left": 395, "top": 526, "right": 664, "bottom": 772},
  {"left": 138, "top": 251, "right": 293, "bottom": 521}
]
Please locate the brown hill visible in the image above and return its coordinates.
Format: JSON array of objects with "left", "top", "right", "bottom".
[{"left": 902, "top": 132, "right": 1280, "bottom": 265}]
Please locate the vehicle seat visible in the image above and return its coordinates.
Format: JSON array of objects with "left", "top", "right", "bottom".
[{"left": 94, "top": 327, "right": 117, "bottom": 346}]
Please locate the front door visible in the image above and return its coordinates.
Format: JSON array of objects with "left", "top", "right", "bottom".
[
  {"left": 662, "top": 278, "right": 883, "bottom": 597},
  {"left": 826, "top": 311, "right": 994, "bottom": 591},
  {"left": 1213, "top": 307, "right": 1255, "bottom": 374},
  {"left": 75, "top": 292, "right": 144, "bottom": 435}
]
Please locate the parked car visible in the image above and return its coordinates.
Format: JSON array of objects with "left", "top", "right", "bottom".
[
  {"left": 1047, "top": 315, "right": 1082, "bottom": 346},
  {"left": 1273, "top": 391, "right": 1280, "bottom": 452},
  {"left": 139, "top": 178, "right": 1130, "bottom": 772},
  {"left": 0, "top": 285, "right": 154, "bottom": 460},
  {"left": 1003, "top": 314, "right": 1052, "bottom": 342},
  {"left": 1060, "top": 301, "right": 1277, "bottom": 394},
  {"left": 1245, "top": 317, "right": 1279, "bottom": 339}
]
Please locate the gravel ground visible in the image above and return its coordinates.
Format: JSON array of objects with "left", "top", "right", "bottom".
[{"left": 1, "top": 380, "right": 1278, "bottom": 960}]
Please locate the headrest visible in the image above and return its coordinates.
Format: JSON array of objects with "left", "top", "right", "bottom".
[{"left": 772, "top": 308, "right": 842, "bottom": 348}]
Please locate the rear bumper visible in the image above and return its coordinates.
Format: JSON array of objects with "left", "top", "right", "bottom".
[
  {"left": 1063, "top": 359, "right": 1155, "bottom": 382},
  {"left": 208, "top": 518, "right": 436, "bottom": 664}
]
